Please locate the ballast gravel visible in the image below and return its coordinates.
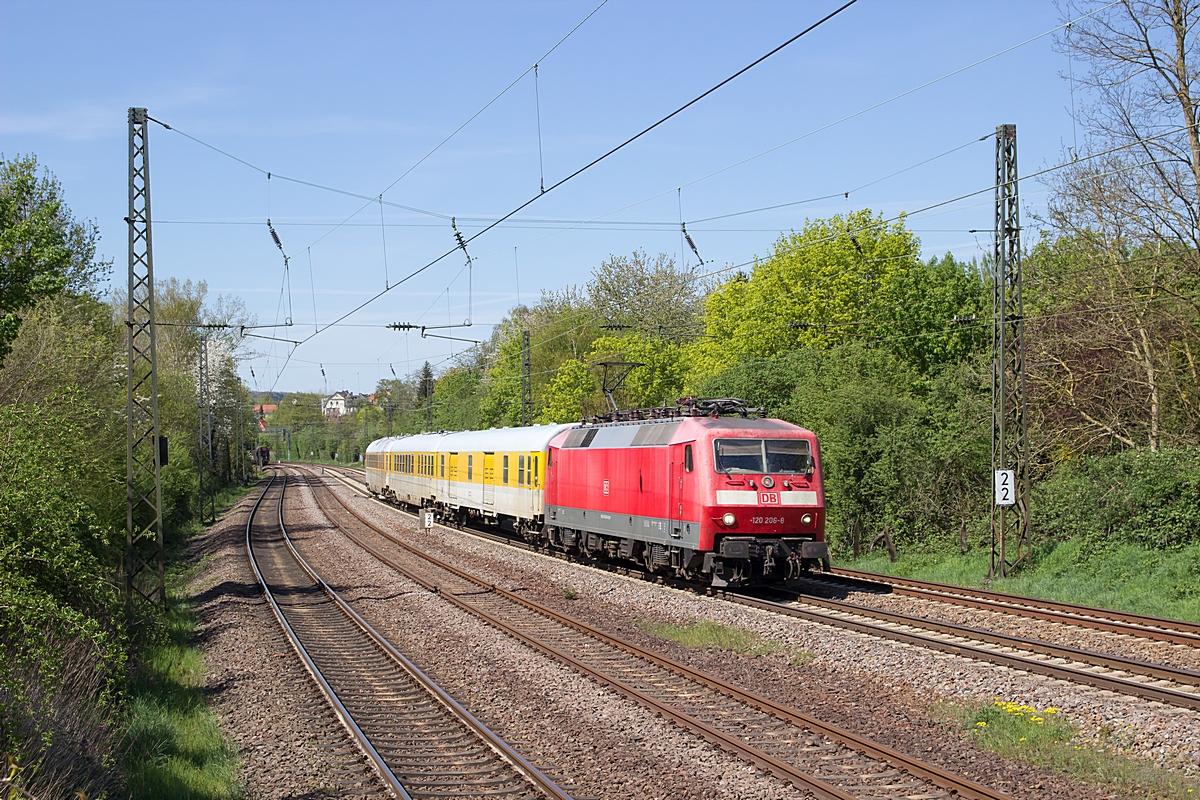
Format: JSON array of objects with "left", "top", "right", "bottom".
[
  {"left": 813, "top": 581, "right": 1200, "bottom": 675},
  {"left": 283, "top": 475, "right": 806, "bottom": 800},
  {"left": 320, "top": 470, "right": 1200, "bottom": 789},
  {"left": 184, "top": 488, "right": 390, "bottom": 800}
]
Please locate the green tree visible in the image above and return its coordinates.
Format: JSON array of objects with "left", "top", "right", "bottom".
[
  {"left": 688, "top": 211, "right": 984, "bottom": 381},
  {"left": 0, "top": 154, "right": 109, "bottom": 366},
  {"left": 538, "top": 359, "right": 598, "bottom": 423},
  {"left": 432, "top": 364, "right": 485, "bottom": 431},
  {"left": 586, "top": 249, "right": 705, "bottom": 334}
]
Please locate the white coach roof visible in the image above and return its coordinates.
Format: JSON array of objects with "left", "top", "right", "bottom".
[{"left": 366, "top": 423, "right": 578, "bottom": 455}]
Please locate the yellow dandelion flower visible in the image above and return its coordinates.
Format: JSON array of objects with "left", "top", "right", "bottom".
[
  {"left": 976, "top": 721, "right": 987, "bottom": 727},
  {"left": 1019, "top": 737, "right": 1027, "bottom": 742}
]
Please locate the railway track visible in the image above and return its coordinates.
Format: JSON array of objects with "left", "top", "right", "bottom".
[
  {"left": 298, "top": 467, "right": 1010, "bottom": 800},
  {"left": 822, "top": 568, "right": 1200, "bottom": 648},
  {"left": 720, "top": 590, "right": 1200, "bottom": 710},
  {"left": 319, "top": 466, "right": 1200, "bottom": 712},
  {"left": 247, "top": 470, "right": 574, "bottom": 800}
]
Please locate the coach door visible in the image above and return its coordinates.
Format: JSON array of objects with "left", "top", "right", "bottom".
[
  {"left": 448, "top": 453, "right": 459, "bottom": 500},
  {"left": 483, "top": 453, "right": 496, "bottom": 506}
]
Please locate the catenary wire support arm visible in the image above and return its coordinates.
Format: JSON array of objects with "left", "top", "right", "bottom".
[
  {"left": 681, "top": 222, "right": 705, "bottom": 266},
  {"left": 451, "top": 217, "right": 473, "bottom": 325},
  {"left": 387, "top": 322, "right": 481, "bottom": 345},
  {"left": 124, "top": 107, "right": 166, "bottom": 607},
  {"left": 990, "top": 123, "right": 1030, "bottom": 579}
]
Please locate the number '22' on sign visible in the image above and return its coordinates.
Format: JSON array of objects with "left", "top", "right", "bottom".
[{"left": 994, "top": 469, "right": 1015, "bottom": 506}]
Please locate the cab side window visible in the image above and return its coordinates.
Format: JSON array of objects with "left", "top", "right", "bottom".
[{"left": 684, "top": 444, "right": 694, "bottom": 472}]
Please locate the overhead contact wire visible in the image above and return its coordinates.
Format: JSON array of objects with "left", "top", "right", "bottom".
[{"left": 298, "top": 0, "right": 860, "bottom": 346}]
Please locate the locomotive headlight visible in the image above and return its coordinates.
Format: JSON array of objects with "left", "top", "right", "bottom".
[
  {"left": 801, "top": 513, "right": 814, "bottom": 526},
  {"left": 722, "top": 512, "right": 737, "bottom": 527},
  {"left": 761, "top": 475, "right": 775, "bottom": 489}
]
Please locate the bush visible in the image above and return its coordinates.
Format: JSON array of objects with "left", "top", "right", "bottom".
[
  {"left": 700, "top": 346, "right": 991, "bottom": 557},
  {"left": 0, "top": 401, "right": 126, "bottom": 798},
  {"left": 1036, "top": 449, "right": 1200, "bottom": 555}
]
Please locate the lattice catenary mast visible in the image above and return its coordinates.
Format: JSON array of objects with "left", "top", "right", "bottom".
[
  {"left": 990, "top": 123, "right": 1031, "bottom": 577},
  {"left": 520, "top": 330, "right": 532, "bottom": 426},
  {"left": 125, "top": 107, "right": 166, "bottom": 605}
]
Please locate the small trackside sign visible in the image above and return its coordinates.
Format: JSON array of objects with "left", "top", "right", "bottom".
[
  {"left": 994, "top": 469, "right": 1015, "bottom": 506},
  {"left": 759, "top": 492, "right": 779, "bottom": 504}
]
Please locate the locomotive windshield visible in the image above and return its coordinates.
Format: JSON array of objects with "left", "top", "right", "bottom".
[{"left": 714, "top": 438, "right": 812, "bottom": 474}]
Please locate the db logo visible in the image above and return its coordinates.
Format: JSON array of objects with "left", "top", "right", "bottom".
[
  {"left": 759, "top": 492, "right": 779, "bottom": 504},
  {"left": 603, "top": 480, "right": 610, "bottom": 495}
]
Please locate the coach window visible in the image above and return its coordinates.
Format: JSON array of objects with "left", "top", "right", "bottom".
[
  {"left": 684, "top": 444, "right": 694, "bottom": 472},
  {"left": 503, "top": 455, "right": 509, "bottom": 484},
  {"left": 533, "top": 455, "right": 539, "bottom": 487},
  {"left": 467, "top": 454, "right": 473, "bottom": 481},
  {"left": 439, "top": 454, "right": 445, "bottom": 478},
  {"left": 518, "top": 454, "right": 526, "bottom": 486}
]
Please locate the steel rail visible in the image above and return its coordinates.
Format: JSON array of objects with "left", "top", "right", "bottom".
[
  {"left": 244, "top": 474, "right": 411, "bottom": 800},
  {"left": 828, "top": 568, "right": 1200, "bottom": 647},
  {"left": 773, "top": 589, "right": 1200, "bottom": 687},
  {"left": 719, "top": 591, "right": 1200, "bottom": 711},
  {"left": 303, "top": 467, "right": 1009, "bottom": 800},
  {"left": 325, "top": 468, "right": 1200, "bottom": 709},
  {"left": 273, "top": 471, "right": 574, "bottom": 800},
  {"left": 250, "top": 470, "right": 573, "bottom": 800}
]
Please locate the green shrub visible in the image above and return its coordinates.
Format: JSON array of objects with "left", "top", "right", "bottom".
[
  {"left": 0, "top": 400, "right": 126, "bottom": 798},
  {"left": 1036, "top": 449, "right": 1200, "bottom": 555}
]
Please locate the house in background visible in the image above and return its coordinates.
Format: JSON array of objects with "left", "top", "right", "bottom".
[
  {"left": 255, "top": 403, "right": 277, "bottom": 431},
  {"left": 323, "top": 391, "right": 350, "bottom": 418},
  {"left": 323, "top": 391, "right": 370, "bottom": 419}
]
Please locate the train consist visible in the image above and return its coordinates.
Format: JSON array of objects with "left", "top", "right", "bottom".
[{"left": 364, "top": 398, "right": 828, "bottom": 587}]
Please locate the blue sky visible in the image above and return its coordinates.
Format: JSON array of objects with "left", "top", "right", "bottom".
[{"left": 2, "top": 1, "right": 1087, "bottom": 394}]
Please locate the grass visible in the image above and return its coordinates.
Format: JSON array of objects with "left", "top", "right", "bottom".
[
  {"left": 122, "top": 588, "right": 241, "bottom": 800},
  {"left": 562, "top": 585, "right": 579, "bottom": 600},
  {"left": 635, "top": 618, "right": 793, "bottom": 657},
  {"left": 957, "top": 699, "right": 1200, "bottom": 798},
  {"left": 122, "top": 485, "right": 258, "bottom": 800},
  {"left": 845, "top": 539, "right": 1200, "bottom": 624}
]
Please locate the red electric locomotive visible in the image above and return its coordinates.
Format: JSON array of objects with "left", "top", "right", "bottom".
[{"left": 543, "top": 398, "right": 828, "bottom": 587}]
